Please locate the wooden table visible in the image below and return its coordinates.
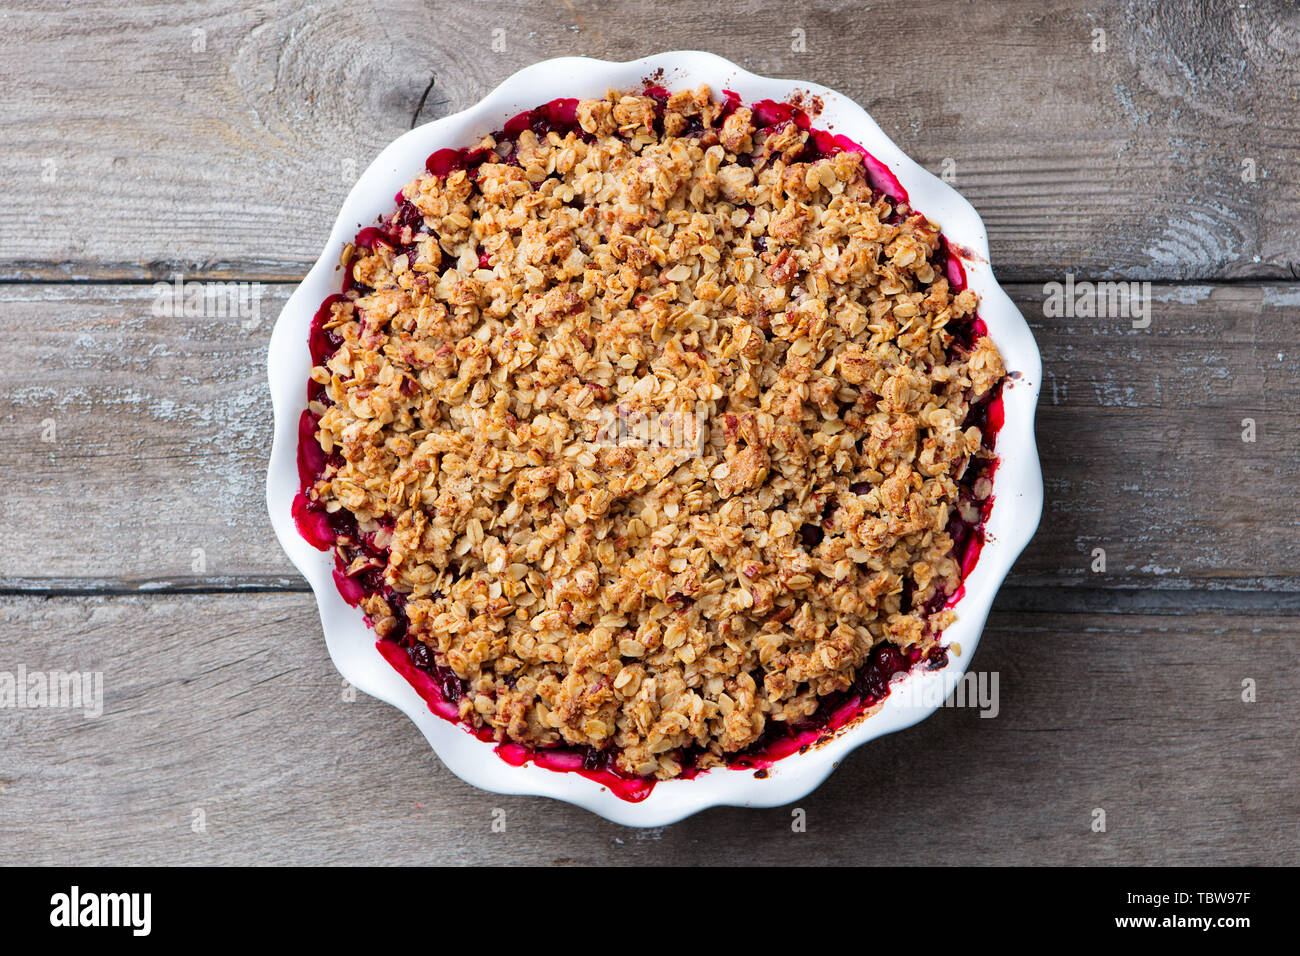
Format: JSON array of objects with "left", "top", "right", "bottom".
[{"left": 2, "top": 0, "right": 1296, "bottom": 865}]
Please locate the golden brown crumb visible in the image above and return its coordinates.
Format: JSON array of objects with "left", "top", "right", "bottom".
[{"left": 305, "top": 87, "right": 1005, "bottom": 779}]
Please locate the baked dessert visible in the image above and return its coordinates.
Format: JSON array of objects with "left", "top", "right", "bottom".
[{"left": 294, "top": 85, "right": 1005, "bottom": 793}]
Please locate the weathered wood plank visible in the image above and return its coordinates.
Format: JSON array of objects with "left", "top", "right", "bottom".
[
  {"left": 0, "top": 594, "right": 1293, "bottom": 864},
  {"left": 1, "top": 282, "right": 1296, "bottom": 592},
  {"left": 1, "top": 0, "right": 1296, "bottom": 281}
]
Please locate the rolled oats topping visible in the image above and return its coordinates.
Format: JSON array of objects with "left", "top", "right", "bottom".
[{"left": 297, "top": 86, "right": 1006, "bottom": 781}]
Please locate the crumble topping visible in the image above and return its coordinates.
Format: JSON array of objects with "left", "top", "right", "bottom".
[{"left": 303, "top": 86, "right": 1005, "bottom": 779}]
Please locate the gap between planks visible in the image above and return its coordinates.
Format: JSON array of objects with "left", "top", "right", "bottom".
[{"left": 6, "top": 583, "right": 1300, "bottom": 618}]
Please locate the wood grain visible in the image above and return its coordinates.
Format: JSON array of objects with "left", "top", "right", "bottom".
[
  {"left": 2, "top": 0, "right": 1297, "bottom": 864},
  {"left": 0, "top": 594, "right": 1293, "bottom": 865},
  {"left": 1, "top": 281, "right": 1295, "bottom": 593},
  {"left": 1, "top": 0, "right": 1296, "bottom": 282}
]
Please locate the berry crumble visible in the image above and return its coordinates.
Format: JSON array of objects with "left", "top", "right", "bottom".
[{"left": 294, "top": 85, "right": 1006, "bottom": 790}]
